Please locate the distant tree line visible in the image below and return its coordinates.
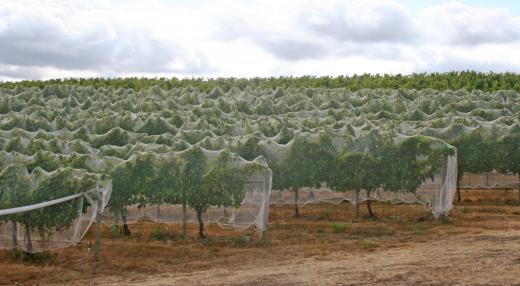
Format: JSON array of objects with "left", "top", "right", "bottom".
[{"left": 1, "top": 71, "right": 519, "bottom": 93}]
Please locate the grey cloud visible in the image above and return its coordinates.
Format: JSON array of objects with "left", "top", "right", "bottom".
[
  {"left": 212, "top": 0, "right": 414, "bottom": 62},
  {"left": 0, "top": 5, "right": 211, "bottom": 78},
  {"left": 258, "top": 39, "right": 328, "bottom": 61},
  {"left": 214, "top": 18, "right": 328, "bottom": 61},
  {"left": 0, "top": 64, "right": 49, "bottom": 80},
  {"left": 300, "top": 1, "right": 414, "bottom": 43},
  {"left": 335, "top": 42, "right": 406, "bottom": 60}
]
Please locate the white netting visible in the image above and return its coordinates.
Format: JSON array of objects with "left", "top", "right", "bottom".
[
  {"left": 0, "top": 166, "right": 112, "bottom": 253},
  {"left": 270, "top": 154, "right": 457, "bottom": 218},
  {"left": 101, "top": 151, "right": 272, "bottom": 234},
  {"left": 3, "top": 85, "right": 520, "bottom": 249},
  {"left": 458, "top": 171, "right": 519, "bottom": 189}
]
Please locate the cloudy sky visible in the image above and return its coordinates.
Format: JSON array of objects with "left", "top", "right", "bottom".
[{"left": 0, "top": 0, "right": 519, "bottom": 80}]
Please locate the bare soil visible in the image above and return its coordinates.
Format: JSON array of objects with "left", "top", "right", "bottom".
[{"left": 90, "top": 229, "right": 520, "bottom": 286}]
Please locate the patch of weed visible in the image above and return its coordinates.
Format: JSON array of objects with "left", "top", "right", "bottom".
[
  {"left": 360, "top": 240, "right": 380, "bottom": 250},
  {"left": 331, "top": 223, "right": 349, "bottom": 233},
  {"left": 149, "top": 225, "right": 177, "bottom": 242}
]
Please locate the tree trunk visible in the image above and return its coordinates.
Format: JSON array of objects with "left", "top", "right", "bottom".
[
  {"left": 156, "top": 205, "right": 161, "bottom": 219},
  {"left": 11, "top": 220, "right": 17, "bottom": 258},
  {"left": 223, "top": 207, "right": 229, "bottom": 218},
  {"left": 518, "top": 174, "right": 520, "bottom": 205},
  {"left": 355, "top": 189, "right": 360, "bottom": 223},
  {"left": 196, "top": 208, "right": 205, "bottom": 239},
  {"left": 456, "top": 178, "right": 461, "bottom": 203},
  {"left": 25, "top": 223, "right": 33, "bottom": 253},
  {"left": 366, "top": 189, "right": 375, "bottom": 218},
  {"left": 112, "top": 207, "right": 119, "bottom": 238},
  {"left": 121, "top": 208, "right": 130, "bottom": 237},
  {"left": 182, "top": 201, "right": 187, "bottom": 240},
  {"left": 293, "top": 188, "right": 300, "bottom": 218},
  {"left": 94, "top": 196, "right": 102, "bottom": 262},
  {"left": 10, "top": 183, "right": 18, "bottom": 258}
]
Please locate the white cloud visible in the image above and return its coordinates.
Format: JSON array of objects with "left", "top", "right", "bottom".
[
  {"left": 414, "top": 43, "right": 520, "bottom": 73},
  {"left": 300, "top": 0, "right": 414, "bottom": 43},
  {"left": 0, "top": 0, "right": 519, "bottom": 80},
  {"left": 418, "top": 2, "right": 520, "bottom": 45}
]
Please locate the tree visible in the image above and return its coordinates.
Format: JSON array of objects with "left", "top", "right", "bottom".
[
  {"left": 0, "top": 166, "right": 98, "bottom": 254},
  {"left": 281, "top": 136, "right": 321, "bottom": 217},
  {"left": 109, "top": 153, "right": 156, "bottom": 237},
  {"left": 189, "top": 150, "right": 250, "bottom": 239},
  {"left": 31, "top": 168, "right": 98, "bottom": 249},
  {"left": 0, "top": 164, "right": 32, "bottom": 257},
  {"left": 179, "top": 147, "right": 208, "bottom": 239},
  {"left": 328, "top": 152, "right": 377, "bottom": 222},
  {"left": 270, "top": 133, "right": 339, "bottom": 218},
  {"left": 152, "top": 156, "right": 182, "bottom": 220},
  {"left": 384, "top": 136, "right": 455, "bottom": 218},
  {"left": 451, "top": 131, "right": 496, "bottom": 202},
  {"left": 497, "top": 131, "right": 520, "bottom": 203}
]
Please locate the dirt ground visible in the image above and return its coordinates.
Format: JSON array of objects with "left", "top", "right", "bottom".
[
  {"left": 89, "top": 229, "right": 520, "bottom": 286},
  {"left": 2, "top": 188, "right": 520, "bottom": 285}
]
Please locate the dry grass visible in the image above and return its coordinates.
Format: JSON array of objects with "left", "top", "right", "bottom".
[{"left": 1, "top": 190, "right": 519, "bottom": 285}]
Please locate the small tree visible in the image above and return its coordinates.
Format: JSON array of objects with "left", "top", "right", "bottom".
[
  {"left": 153, "top": 156, "right": 182, "bottom": 219},
  {"left": 451, "top": 131, "right": 496, "bottom": 202},
  {"left": 0, "top": 166, "right": 97, "bottom": 254},
  {"left": 179, "top": 147, "right": 208, "bottom": 239},
  {"left": 109, "top": 153, "right": 156, "bottom": 237},
  {"left": 0, "top": 164, "right": 32, "bottom": 257},
  {"left": 328, "top": 152, "right": 377, "bottom": 222},
  {"left": 363, "top": 133, "right": 392, "bottom": 218},
  {"left": 381, "top": 136, "right": 454, "bottom": 217},
  {"left": 32, "top": 168, "right": 98, "bottom": 249},
  {"left": 282, "top": 136, "right": 321, "bottom": 217},
  {"left": 497, "top": 131, "right": 520, "bottom": 202},
  {"left": 189, "top": 150, "right": 250, "bottom": 239}
]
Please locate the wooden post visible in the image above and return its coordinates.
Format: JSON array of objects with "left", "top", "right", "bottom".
[
  {"left": 293, "top": 188, "right": 300, "bottom": 218},
  {"left": 261, "top": 168, "right": 271, "bottom": 239},
  {"left": 112, "top": 207, "right": 119, "bottom": 238},
  {"left": 355, "top": 189, "right": 360, "bottom": 222},
  {"left": 11, "top": 220, "right": 17, "bottom": 258},
  {"left": 94, "top": 187, "right": 102, "bottom": 262},
  {"left": 10, "top": 180, "right": 18, "bottom": 258},
  {"left": 456, "top": 177, "right": 461, "bottom": 203},
  {"left": 182, "top": 201, "right": 187, "bottom": 240}
]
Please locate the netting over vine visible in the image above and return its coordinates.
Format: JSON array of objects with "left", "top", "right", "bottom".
[
  {"left": 2, "top": 85, "right": 520, "bottom": 250},
  {"left": 458, "top": 172, "right": 519, "bottom": 189},
  {"left": 0, "top": 166, "right": 111, "bottom": 253},
  {"left": 101, "top": 149, "right": 272, "bottom": 235}
]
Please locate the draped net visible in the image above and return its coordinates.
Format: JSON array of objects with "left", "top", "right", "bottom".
[
  {"left": 101, "top": 151, "right": 272, "bottom": 233},
  {"left": 0, "top": 166, "right": 112, "bottom": 253},
  {"left": 2, "top": 85, "right": 520, "bottom": 251}
]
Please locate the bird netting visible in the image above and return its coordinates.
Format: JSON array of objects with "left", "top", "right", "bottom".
[
  {"left": 458, "top": 172, "right": 519, "bottom": 189},
  {"left": 101, "top": 149, "right": 272, "bottom": 234},
  {"left": 2, "top": 85, "right": 520, "bottom": 250},
  {"left": 267, "top": 134, "right": 458, "bottom": 218},
  {"left": 0, "top": 165, "right": 111, "bottom": 253}
]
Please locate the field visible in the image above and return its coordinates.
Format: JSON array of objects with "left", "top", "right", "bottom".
[{"left": 1, "top": 189, "right": 520, "bottom": 285}]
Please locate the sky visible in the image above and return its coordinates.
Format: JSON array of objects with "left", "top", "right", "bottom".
[{"left": 0, "top": 0, "right": 519, "bottom": 81}]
